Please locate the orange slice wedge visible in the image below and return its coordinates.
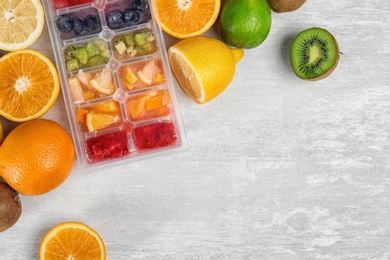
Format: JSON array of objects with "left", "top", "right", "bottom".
[
  {"left": 90, "top": 68, "right": 115, "bottom": 95},
  {"left": 154, "top": 0, "right": 221, "bottom": 38},
  {"left": 40, "top": 222, "right": 106, "bottom": 260},
  {"left": 86, "top": 112, "right": 118, "bottom": 132},
  {"left": 0, "top": 0, "right": 45, "bottom": 51},
  {"left": 137, "top": 60, "right": 161, "bottom": 85},
  {"left": 0, "top": 49, "right": 60, "bottom": 122}
]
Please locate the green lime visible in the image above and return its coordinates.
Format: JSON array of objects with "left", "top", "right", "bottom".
[{"left": 218, "top": 0, "right": 272, "bottom": 49}]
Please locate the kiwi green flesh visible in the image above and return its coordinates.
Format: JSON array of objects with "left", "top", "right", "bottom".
[{"left": 290, "top": 28, "right": 339, "bottom": 80}]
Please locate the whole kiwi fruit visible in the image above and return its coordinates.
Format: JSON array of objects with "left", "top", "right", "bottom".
[
  {"left": 0, "top": 182, "right": 22, "bottom": 232},
  {"left": 290, "top": 27, "right": 340, "bottom": 81},
  {"left": 267, "top": 0, "right": 306, "bottom": 13}
]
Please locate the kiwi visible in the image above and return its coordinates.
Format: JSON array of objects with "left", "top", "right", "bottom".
[
  {"left": 0, "top": 182, "right": 22, "bottom": 232},
  {"left": 290, "top": 27, "right": 340, "bottom": 81},
  {"left": 267, "top": 0, "right": 306, "bottom": 13}
]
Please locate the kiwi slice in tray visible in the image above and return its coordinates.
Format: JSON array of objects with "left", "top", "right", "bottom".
[{"left": 290, "top": 27, "right": 340, "bottom": 80}]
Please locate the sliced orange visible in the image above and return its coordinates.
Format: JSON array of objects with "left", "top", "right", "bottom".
[
  {"left": 137, "top": 60, "right": 161, "bottom": 85},
  {"left": 0, "top": 0, "right": 45, "bottom": 51},
  {"left": 68, "top": 77, "right": 84, "bottom": 103},
  {"left": 90, "top": 69, "right": 115, "bottom": 95},
  {"left": 0, "top": 49, "right": 60, "bottom": 122},
  {"left": 86, "top": 112, "right": 118, "bottom": 132},
  {"left": 40, "top": 222, "right": 106, "bottom": 260},
  {"left": 154, "top": 0, "right": 221, "bottom": 38}
]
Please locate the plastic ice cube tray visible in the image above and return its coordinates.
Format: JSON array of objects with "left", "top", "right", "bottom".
[{"left": 43, "top": 0, "right": 187, "bottom": 170}]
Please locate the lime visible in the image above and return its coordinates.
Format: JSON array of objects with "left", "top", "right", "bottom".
[{"left": 218, "top": 0, "right": 272, "bottom": 49}]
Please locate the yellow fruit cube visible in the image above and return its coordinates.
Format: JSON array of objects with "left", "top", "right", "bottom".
[
  {"left": 123, "top": 67, "right": 138, "bottom": 89},
  {"left": 153, "top": 73, "right": 164, "bottom": 84}
]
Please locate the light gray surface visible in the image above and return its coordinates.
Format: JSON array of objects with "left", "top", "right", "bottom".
[{"left": 1, "top": 1, "right": 390, "bottom": 259}]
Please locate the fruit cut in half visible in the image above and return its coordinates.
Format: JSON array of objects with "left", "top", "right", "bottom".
[
  {"left": 290, "top": 27, "right": 340, "bottom": 80},
  {"left": 40, "top": 222, "right": 106, "bottom": 260},
  {"left": 0, "top": 0, "right": 45, "bottom": 51},
  {"left": 154, "top": 0, "right": 221, "bottom": 38},
  {"left": 168, "top": 37, "right": 244, "bottom": 104},
  {"left": 0, "top": 49, "right": 60, "bottom": 122}
]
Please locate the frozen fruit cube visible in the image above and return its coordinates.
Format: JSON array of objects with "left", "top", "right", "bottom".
[
  {"left": 68, "top": 0, "right": 93, "bottom": 6},
  {"left": 132, "top": 122, "right": 177, "bottom": 151},
  {"left": 86, "top": 131, "right": 130, "bottom": 163},
  {"left": 126, "top": 90, "right": 171, "bottom": 121},
  {"left": 53, "top": 0, "right": 69, "bottom": 8}
]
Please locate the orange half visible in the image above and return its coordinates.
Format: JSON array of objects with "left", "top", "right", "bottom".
[
  {"left": 154, "top": 0, "right": 221, "bottom": 38},
  {"left": 0, "top": 49, "right": 60, "bottom": 122},
  {"left": 40, "top": 222, "right": 106, "bottom": 260}
]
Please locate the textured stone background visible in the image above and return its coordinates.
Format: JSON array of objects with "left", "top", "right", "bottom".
[{"left": 1, "top": 1, "right": 390, "bottom": 259}]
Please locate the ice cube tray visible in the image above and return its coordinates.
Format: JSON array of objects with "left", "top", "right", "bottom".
[{"left": 43, "top": 0, "right": 187, "bottom": 170}]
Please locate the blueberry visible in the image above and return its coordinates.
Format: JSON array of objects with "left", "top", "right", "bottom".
[
  {"left": 73, "top": 17, "right": 86, "bottom": 35},
  {"left": 85, "top": 15, "right": 101, "bottom": 32},
  {"left": 132, "top": 0, "right": 148, "bottom": 12},
  {"left": 124, "top": 9, "right": 141, "bottom": 26},
  {"left": 56, "top": 16, "right": 73, "bottom": 33},
  {"left": 106, "top": 10, "right": 125, "bottom": 29}
]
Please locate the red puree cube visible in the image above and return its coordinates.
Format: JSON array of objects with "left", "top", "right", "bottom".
[
  {"left": 132, "top": 122, "right": 177, "bottom": 151},
  {"left": 53, "top": 0, "right": 69, "bottom": 8},
  {"left": 68, "top": 0, "right": 94, "bottom": 6},
  {"left": 86, "top": 131, "right": 130, "bottom": 163}
]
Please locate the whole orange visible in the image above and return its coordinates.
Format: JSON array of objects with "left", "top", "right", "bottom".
[{"left": 0, "top": 119, "right": 76, "bottom": 195}]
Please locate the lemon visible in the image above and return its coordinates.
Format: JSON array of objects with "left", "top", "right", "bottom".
[
  {"left": 0, "top": 0, "right": 45, "bottom": 51},
  {"left": 168, "top": 37, "right": 244, "bottom": 104},
  {"left": 218, "top": 0, "right": 272, "bottom": 49}
]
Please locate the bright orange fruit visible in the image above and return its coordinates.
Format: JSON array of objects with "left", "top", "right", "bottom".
[
  {"left": 40, "top": 222, "right": 106, "bottom": 260},
  {"left": 154, "top": 0, "right": 221, "bottom": 38},
  {"left": 0, "top": 49, "right": 60, "bottom": 122},
  {"left": 0, "top": 119, "right": 75, "bottom": 195}
]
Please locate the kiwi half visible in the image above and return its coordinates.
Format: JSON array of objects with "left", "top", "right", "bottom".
[
  {"left": 290, "top": 27, "right": 340, "bottom": 80},
  {"left": 267, "top": 0, "right": 306, "bottom": 13}
]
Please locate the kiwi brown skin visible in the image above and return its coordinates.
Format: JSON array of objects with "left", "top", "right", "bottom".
[
  {"left": 0, "top": 182, "right": 22, "bottom": 232},
  {"left": 267, "top": 0, "right": 306, "bottom": 13}
]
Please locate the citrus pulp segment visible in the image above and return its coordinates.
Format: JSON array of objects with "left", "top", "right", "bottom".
[
  {"left": 40, "top": 222, "right": 106, "bottom": 260},
  {"left": 0, "top": 49, "right": 60, "bottom": 122},
  {"left": 0, "top": 0, "right": 45, "bottom": 51},
  {"left": 154, "top": 0, "right": 221, "bottom": 38}
]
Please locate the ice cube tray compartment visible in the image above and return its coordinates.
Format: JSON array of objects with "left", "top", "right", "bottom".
[{"left": 44, "top": 0, "right": 187, "bottom": 169}]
